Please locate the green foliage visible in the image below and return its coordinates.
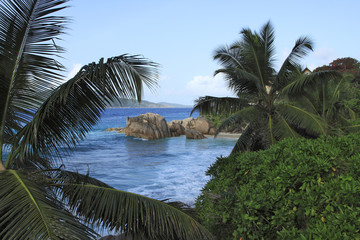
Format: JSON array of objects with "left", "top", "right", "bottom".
[
  {"left": 196, "top": 134, "right": 360, "bottom": 239},
  {"left": 312, "top": 58, "right": 360, "bottom": 118},
  {"left": 192, "top": 21, "right": 342, "bottom": 154},
  {"left": 340, "top": 73, "right": 360, "bottom": 117},
  {"left": 313, "top": 57, "right": 360, "bottom": 75}
]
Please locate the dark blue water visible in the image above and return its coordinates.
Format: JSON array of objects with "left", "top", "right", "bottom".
[{"left": 64, "top": 108, "right": 237, "bottom": 205}]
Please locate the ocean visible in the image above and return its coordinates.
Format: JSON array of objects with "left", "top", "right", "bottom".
[{"left": 63, "top": 108, "right": 237, "bottom": 205}]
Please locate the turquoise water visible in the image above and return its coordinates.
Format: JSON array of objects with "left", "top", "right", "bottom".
[{"left": 64, "top": 108, "right": 237, "bottom": 205}]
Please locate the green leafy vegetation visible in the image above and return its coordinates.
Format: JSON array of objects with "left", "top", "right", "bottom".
[
  {"left": 0, "top": 1, "right": 213, "bottom": 239},
  {"left": 313, "top": 57, "right": 360, "bottom": 118},
  {"left": 196, "top": 134, "right": 360, "bottom": 239},
  {"left": 192, "top": 21, "right": 342, "bottom": 154}
]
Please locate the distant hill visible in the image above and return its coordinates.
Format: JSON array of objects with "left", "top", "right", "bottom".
[{"left": 109, "top": 99, "right": 192, "bottom": 108}]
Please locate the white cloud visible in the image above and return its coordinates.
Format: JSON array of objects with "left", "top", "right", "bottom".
[
  {"left": 186, "top": 74, "right": 233, "bottom": 97},
  {"left": 66, "top": 63, "right": 82, "bottom": 80}
]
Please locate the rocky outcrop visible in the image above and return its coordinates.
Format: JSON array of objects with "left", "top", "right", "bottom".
[
  {"left": 168, "top": 121, "right": 185, "bottom": 137},
  {"left": 123, "top": 113, "right": 171, "bottom": 140},
  {"left": 106, "top": 114, "right": 217, "bottom": 140},
  {"left": 179, "top": 117, "right": 215, "bottom": 135},
  {"left": 185, "top": 129, "right": 205, "bottom": 139}
]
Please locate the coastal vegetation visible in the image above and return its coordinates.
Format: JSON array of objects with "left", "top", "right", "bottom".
[
  {"left": 193, "top": 22, "right": 360, "bottom": 239},
  {"left": 1, "top": 0, "right": 360, "bottom": 239},
  {"left": 0, "top": 0, "right": 213, "bottom": 239},
  {"left": 192, "top": 21, "right": 348, "bottom": 153},
  {"left": 196, "top": 134, "right": 360, "bottom": 239}
]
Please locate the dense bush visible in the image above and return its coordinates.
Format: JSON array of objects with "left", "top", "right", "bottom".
[{"left": 196, "top": 134, "right": 360, "bottom": 239}]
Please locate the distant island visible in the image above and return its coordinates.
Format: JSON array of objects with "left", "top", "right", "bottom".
[{"left": 109, "top": 99, "right": 192, "bottom": 108}]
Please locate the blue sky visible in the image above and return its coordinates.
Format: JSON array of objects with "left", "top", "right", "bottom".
[{"left": 62, "top": 1, "right": 360, "bottom": 105}]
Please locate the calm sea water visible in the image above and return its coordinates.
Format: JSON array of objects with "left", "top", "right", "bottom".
[{"left": 63, "top": 108, "right": 237, "bottom": 205}]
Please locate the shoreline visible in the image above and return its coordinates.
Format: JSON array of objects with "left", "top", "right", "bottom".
[{"left": 205, "top": 133, "right": 241, "bottom": 139}]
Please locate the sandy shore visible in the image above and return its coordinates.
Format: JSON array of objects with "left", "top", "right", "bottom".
[{"left": 205, "top": 132, "right": 241, "bottom": 139}]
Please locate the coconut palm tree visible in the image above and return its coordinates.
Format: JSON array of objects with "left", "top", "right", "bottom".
[
  {"left": 0, "top": 0, "right": 213, "bottom": 239},
  {"left": 284, "top": 66, "right": 358, "bottom": 136},
  {"left": 192, "top": 21, "right": 340, "bottom": 153}
]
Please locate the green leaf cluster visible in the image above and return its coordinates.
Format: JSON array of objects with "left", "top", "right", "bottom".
[
  {"left": 191, "top": 22, "right": 350, "bottom": 154},
  {"left": 196, "top": 134, "right": 360, "bottom": 239}
]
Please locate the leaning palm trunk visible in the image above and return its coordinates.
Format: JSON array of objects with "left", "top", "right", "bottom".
[{"left": 0, "top": 0, "right": 213, "bottom": 239}]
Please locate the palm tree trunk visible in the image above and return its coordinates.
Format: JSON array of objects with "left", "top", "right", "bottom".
[{"left": 0, "top": 161, "right": 5, "bottom": 171}]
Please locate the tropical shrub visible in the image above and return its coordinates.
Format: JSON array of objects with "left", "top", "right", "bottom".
[{"left": 196, "top": 134, "right": 360, "bottom": 239}]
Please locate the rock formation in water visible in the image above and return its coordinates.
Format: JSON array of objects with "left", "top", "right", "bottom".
[
  {"left": 106, "top": 114, "right": 217, "bottom": 140},
  {"left": 174, "top": 117, "right": 215, "bottom": 135},
  {"left": 185, "top": 129, "right": 205, "bottom": 139},
  {"left": 123, "top": 113, "right": 171, "bottom": 140},
  {"left": 167, "top": 121, "right": 185, "bottom": 137}
]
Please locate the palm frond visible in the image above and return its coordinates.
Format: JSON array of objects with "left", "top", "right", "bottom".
[
  {"left": 230, "top": 123, "right": 257, "bottom": 153},
  {"left": 53, "top": 170, "right": 205, "bottom": 236},
  {"left": 259, "top": 21, "right": 276, "bottom": 67},
  {"left": 275, "top": 36, "right": 313, "bottom": 90},
  {"left": 278, "top": 103, "right": 327, "bottom": 136},
  {"left": 239, "top": 26, "right": 275, "bottom": 90},
  {"left": 0, "top": 169, "right": 95, "bottom": 240},
  {"left": 164, "top": 200, "right": 200, "bottom": 222},
  {"left": 216, "top": 106, "right": 262, "bottom": 133},
  {"left": 281, "top": 70, "right": 341, "bottom": 97},
  {"left": 0, "top": 0, "right": 68, "bottom": 155},
  {"left": 55, "top": 179, "right": 214, "bottom": 240},
  {"left": 6, "top": 55, "right": 159, "bottom": 169},
  {"left": 191, "top": 96, "right": 249, "bottom": 116},
  {"left": 215, "top": 67, "right": 264, "bottom": 95},
  {"left": 213, "top": 44, "right": 244, "bottom": 69},
  {"left": 273, "top": 115, "right": 300, "bottom": 140}
]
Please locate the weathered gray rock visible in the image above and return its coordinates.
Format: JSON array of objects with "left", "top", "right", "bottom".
[
  {"left": 185, "top": 129, "right": 205, "bottom": 139},
  {"left": 208, "top": 127, "right": 216, "bottom": 135},
  {"left": 182, "top": 117, "right": 196, "bottom": 129},
  {"left": 180, "top": 117, "right": 215, "bottom": 135},
  {"left": 194, "top": 117, "right": 215, "bottom": 135},
  {"left": 168, "top": 120, "right": 185, "bottom": 137},
  {"left": 124, "top": 113, "right": 170, "bottom": 140},
  {"left": 106, "top": 114, "right": 216, "bottom": 139}
]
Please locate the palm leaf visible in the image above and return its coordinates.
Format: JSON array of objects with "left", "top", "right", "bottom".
[
  {"left": 281, "top": 70, "right": 341, "bottom": 97},
  {"left": 259, "top": 21, "right": 276, "bottom": 67},
  {"left": 191, "top": 96, "right": 249, "bottom": 116},
  {"left": 55, "top": 181, "right": 214, "bottom": 240},
  {"left": 278, "top": 103, "right": 327, "bottom": 136},
  {"left": 0, "top": 0, "right": 68, "bottom": 158},
  {"left": 216, "top": 106, "right": 262, "bottom": 134},
  {"left": 213, "top": 44, "right": 244, "bottom": 69},
  {"left": 214, "top": 67, "right": 264, "bottom": 95},
  {"left": 230, "top": 123, "right": 258, "bottom": 153},
  {"left": 272, "top": 114, "right": 300, "bottom": 140},
  {"left": 0, "top": 169, "right": 96, "bottom": 240},
  {"left": 6, "top": 55, "right": 159, "bottom": 169},
  {"left": 276, "top": 36, "right": 313, "bottom": 90}
]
